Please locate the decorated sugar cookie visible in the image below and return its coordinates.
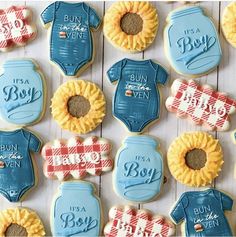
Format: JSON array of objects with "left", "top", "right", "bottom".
[
  {"left": 164, "top": 6, "right": 222, "bottom": 77},
  {"left": 51, "top": 80, "right": 106, "bottom": 134},
  {"left": 166, "top": 79, "right": 236, "bottom": 131},
  {"left": 52, "top": 181, "right": 101, "bottom": 236},
  {"left": 41, "top": 2, "right": 101, "bottom": 77},
  {"left": 0, "top": 6, "right": 37, "bottom": 52},
  {"left": 107, "top": 58, "right": 168, "bottom": 133},
  {"left": 113, "top": 136, "right": 163, "bottom": 203},
  {"left": 170, "top": 189, "right": 233, "bottom": 236},
  {"left": 167, "top": 132, "right": 223, "bottom": 187},
  {"left": 0, "top": 59, "right": 45, "bottom": 126},
  {"left": 0, "top": 207, "right": 45, "bottom": 236},
  {"left": 104, "top": 205, "right": 175, "bottom": 237},
  {"left": 222, "top": 2, "right": 236, "bottom": 48},
  {"left": 103, "top": 1, "right": 158, "bottom": 52},
  {"left": 0, "top": 128, "right": 41, "bottom": 202},
  {"left": 41, "top": 136, "right": 113, "bottom": 181}
]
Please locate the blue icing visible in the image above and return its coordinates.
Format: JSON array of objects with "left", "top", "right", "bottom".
[
  {"left": 0, "top": 128, "right": 41, "bottom": 202},
  {"left": 107, "top": 58, "right": 168, "bottom": 133},
  {"left": 41, "top": 1, "right": 101, "bottom": 76},
  {"left": 53, "top": 181, "right": 101, "bottom": 236},
  {"left": 0, "top": 59, "right": 44, "bottom": 125},
  {"left": 113, "top": 136, "right": 163, "bottom": 202},
  {"left": 170, "top": 189, "right": 233, "bottom": 236},
  {"left": 164, "top": 6, "right": 222, "bottom": 76}
]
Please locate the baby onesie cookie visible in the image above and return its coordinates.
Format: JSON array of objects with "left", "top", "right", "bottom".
[
  {"left": 0, "top": 128, "right": 41, "bottom": 202},
  {"left": 231, "top": 129, "right": 236, "bottom": 144},
  {"left": 41, "top": 2, "right": 101, "bottom": 77},
  {"left": 167, "top": 131, "right": 223, "bottom": 187},
  {"left": 0, "top": 6, "right": 37, "bottom": 52},
  {"left": 103, "top": 2, "right": 158, "bottom": 52},
  {"left": 113, "top": 136, "right": 163, "bottom": 203},
  {"left": 170, "top": 189, "right": 233, "bottom": 236},
  {"left": 104, "top": 205, "right": 175, "bottom": 237},
  {"left": 41, "top": 136, "right": 112, "bottom": 181},
  {"left": 0, "top": 207, "right": 45, "bottom": 236},
  {"left": 51, "top": 80, "right": 106, "bottom": 134},
  {"left": 107, "top": 58, "right": 168, "bottom": 133},
  {"left": 52, "top": 181, "right": 101, "bottom": 237},
  {"left": 0, "top": 59, "right": 45, "bottom": 126},
  {"left": 164, "top": 6, "right": 222, "bottom": 77},
  {"left": 222, "top": 2, "right": 236, "bottom": 48},
  {"left": 166, "top": 79, "right": 236, "bottom": 131}
]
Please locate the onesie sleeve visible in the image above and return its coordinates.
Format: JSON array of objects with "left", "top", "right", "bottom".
[
  {"left": 41, "top": 2, "right": 56, "bottom": 25},
  {"left": 29, "top": 133, "right": 42, "bottom": 152},
  {"left": 89, "top": 7, "right": 101, "bottom": 29},
  {"left": 155, "top": 64, "right": 169, "bottom": 85},
  {"left": 107, "top": 60, "right": 124, "bottom": 83},
  {"left": 170, "top": 194, "right": 187, "bottom": 224},
  {"left": 221, "top": 191, "right": 233, "bottom": 211}
]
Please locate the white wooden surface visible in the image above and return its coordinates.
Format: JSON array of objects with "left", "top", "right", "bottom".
[{"left": 0, "top": 1, "right": 236, "bottom": 236}]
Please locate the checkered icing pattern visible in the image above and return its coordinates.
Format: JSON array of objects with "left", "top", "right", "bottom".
[
  {"left": 41, "top": 136, "right": 113, "bottom": 181},
  {"left": 166, "top": 79, "right": 236, "bottom": 131},
  {"left": 104, "top": 206, "right": 175, "bottom": 237},
  {"left": 0, "top": 6, "right": 36, "bottom": 51}
]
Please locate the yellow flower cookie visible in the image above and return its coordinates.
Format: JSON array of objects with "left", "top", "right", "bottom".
[
  {"left": 222, "top": 2, "right": 236, "bottom": 47},
  {"left": 167, "top": 132, "right": 223, "bottom": 187},
  {"left": 51, "top": 80, "right": 106, "bottom": 134},
  {"left": 103, "top": 1, "right": 158, "bottom": 52},
  {"left": 0, "top": 208, "right": 45, "bottom": 237}
]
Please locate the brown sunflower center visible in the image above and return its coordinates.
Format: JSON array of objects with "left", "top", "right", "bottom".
[
  {"left": 5, "top": 224, "right": 28, "bottom": 237},
  {"left": 185, "top": 148, "right": 207, "bottom": 170},
  {"left": 120, "top": 13, "right": 143, "bottom": 35},
  {"left": 67, "top": 95, "right": 91, "bottom": 118}
]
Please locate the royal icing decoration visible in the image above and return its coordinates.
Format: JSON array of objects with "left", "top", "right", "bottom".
[
  {"left": 0, "top": 128, "right": 41, "bottom": 202},
  {"left": 0, "top": 59, "right": 45, "bottom": 126},
  {"left": 113, "top": 136, "right": 163, "bottom": 203},
  {"left": 0, "top": 6, "right": 36, "bottom": 51},
  {"left": 52, "top": 181, "right": 101, "bottom": 237},
  {"left": 164, "top": 6, "right": 222, "bottom": 76},
  {"left": 170, "top": 189, "right": 233, "bottom": 236},
  {"left": 166, "top": 79, "right": 236, "bottom": 131},
  {"left": 41, "top": 2, "right": 101, "bottom": 77},
  {"left": 107, "top": 58, "right": 168, "bottom": 133},
  {"left": 104, "top": 206, "right": 175, "bottom": 237},
  {"left": 41, "top": 136, "right": 113, "bottom": 181}
]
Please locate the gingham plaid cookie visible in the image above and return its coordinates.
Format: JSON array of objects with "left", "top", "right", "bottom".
[
  {"left": 41, "top": 136, "right": 113, "bottom": 181},
  {"left": 0, "top": 6, "right": 36, "bottom": 51},
  {"left": 166, "top": 79, "right": 236, "bottom": 131},
  {"left": 104, "top": 206, "right": 175, "bottom": 237}
]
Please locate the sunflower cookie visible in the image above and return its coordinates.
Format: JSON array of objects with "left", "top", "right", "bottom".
[
  {"left": 0, "top": 207, "right": 45, "bottom": 236},
  {"left": 51, "top": 80, "right": 106, "bottom": 134},
  {"left": 222, "top": 2, "right": 236, "bottom": 48},
  {"left": 103, "top": 1, "right": 158, "bottom": 52},
  {"left": 170, "top": 189, "right": 233, "bottom": 236},
  {"left": 167, "top": 132, "right": 223, "bottom": 187}
]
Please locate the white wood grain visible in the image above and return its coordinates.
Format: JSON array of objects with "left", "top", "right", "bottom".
[{"left": 0, "top": 1, "right": 235, "bottom": 236}]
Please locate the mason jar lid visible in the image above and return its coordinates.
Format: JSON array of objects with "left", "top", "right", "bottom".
[
  {"left": 170, "top": 6, "right": 203, "bottom": 20},
  {"left": 3, "top": 59, "right": 35, "bottom": 69},
  {"left": 124, "top": 135, "right": 157, "bottom": 147},
  {"left": 60, "top": 181, "right": 94, "bottom": 192}
]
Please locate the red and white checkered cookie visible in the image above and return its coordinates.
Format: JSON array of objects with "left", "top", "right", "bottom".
[
  {"left": 166, "top": 79, "right": 236, "bottom": 131},
  {"left": 41, "top": 136, "right": 113, "bottom": 181},
  {"left": 0, "top": 6, "right": 36, "bottom": 51},
  {"left": 104, "top": 206, "right": 175, "bottom": 237}
]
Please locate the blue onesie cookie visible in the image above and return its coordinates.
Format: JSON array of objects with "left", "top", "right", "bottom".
[
  {"left": 0, "top": 129, "right": 41, "bottom": 202},
  {"left": 170, "top": 189, "right": 233, "bottom": 236},
  {"left": 41, "top": 1, "right": 101, "bottom": 77},
  {"left": 107, "top": 58, "right": 168, "bottom": 133}
]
